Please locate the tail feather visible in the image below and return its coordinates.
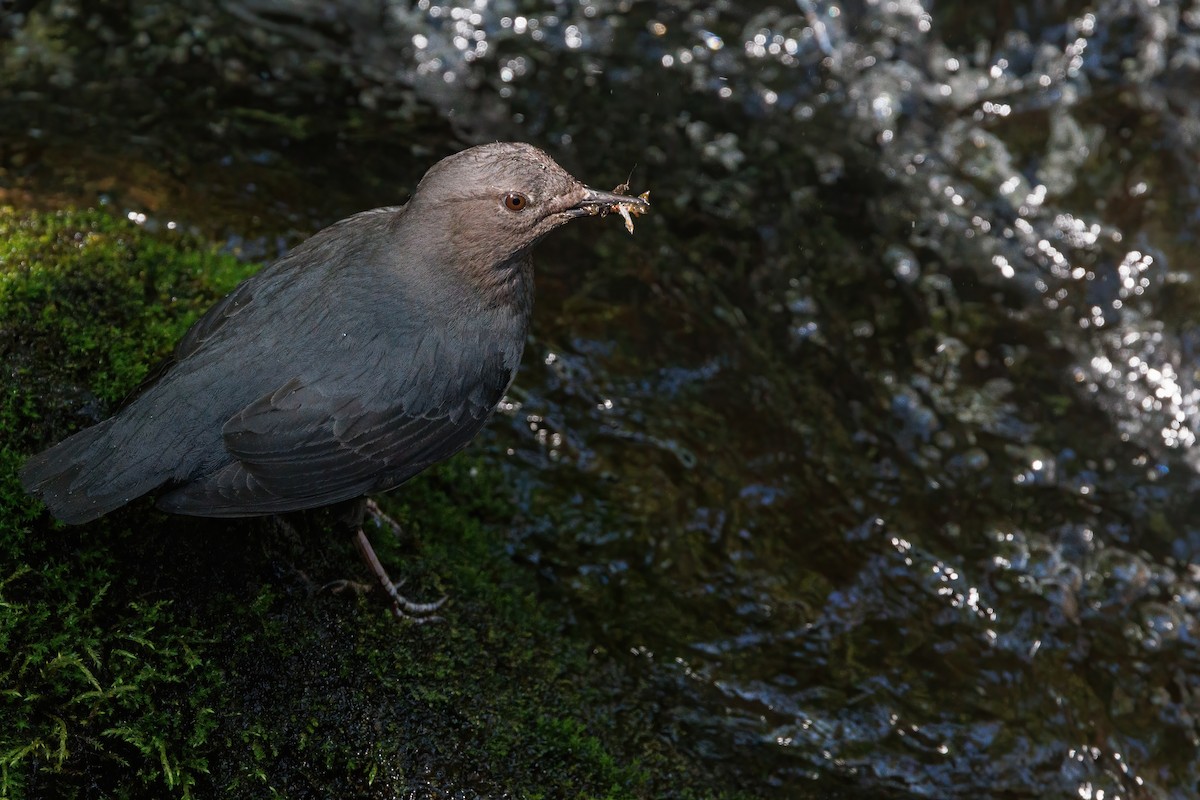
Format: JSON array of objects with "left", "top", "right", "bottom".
[{"left": 20, "top": 418, "right": 168, "bottom": 525}]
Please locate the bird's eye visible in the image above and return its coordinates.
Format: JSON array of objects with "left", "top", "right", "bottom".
[{"left": 503, "top": 192, "right": 529, "bottom": 212}]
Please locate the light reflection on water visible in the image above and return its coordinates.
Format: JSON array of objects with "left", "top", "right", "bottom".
[{"left": 481, "top": 1, "right": 1200, "bottom": 795}]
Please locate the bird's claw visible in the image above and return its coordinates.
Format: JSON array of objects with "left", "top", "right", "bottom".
[
  {"left": 319, "top": 578, "right": 373, "bottom": 596},
  {"left": 385, "top": 583, "right": 448, "bottom": 623},
  {"left": 354, "top": 525, "right": 445, "bottom": 623}
]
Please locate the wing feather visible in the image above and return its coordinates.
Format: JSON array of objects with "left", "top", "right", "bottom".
[{"left": 157, "top": 351, "right": 512, "bottom": 516}]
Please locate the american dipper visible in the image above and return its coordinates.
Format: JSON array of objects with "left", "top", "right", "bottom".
[{"left": 21, "top": 142, "right": 649, "bottom": 617}]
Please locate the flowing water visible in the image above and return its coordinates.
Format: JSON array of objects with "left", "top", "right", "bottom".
[{"left": 4, "top": 0, "right": 1200, "bottom": 796}]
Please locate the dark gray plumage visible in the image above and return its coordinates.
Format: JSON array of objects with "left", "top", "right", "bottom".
[{"left": 22, "top": 142, "right": 648, "bottom": 525}]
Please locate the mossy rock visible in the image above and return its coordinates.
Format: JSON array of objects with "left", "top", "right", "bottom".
[{"left": 0, "top": 208, "right": 718, "bottom": 799}]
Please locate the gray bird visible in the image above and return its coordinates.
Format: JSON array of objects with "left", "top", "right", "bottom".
[{"left": 21, "top": 142, "right": 649, "bottom": 616}]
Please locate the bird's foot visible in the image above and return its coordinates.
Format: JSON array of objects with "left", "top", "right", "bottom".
[
  {"left": 319, "top": 578, "right": 373, "bottom": 596},
  {"left": 354, "top": 526, "right": 446, "bottom": 623}
]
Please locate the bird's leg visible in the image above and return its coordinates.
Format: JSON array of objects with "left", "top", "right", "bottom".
[
  {"left": 353, "top": 526, "right": 446, "bottom": 621},
  {"left": 340, "top": 497, "right": 446, "bottom": 622},
  {"left": 365, "top": 498, "right": 403, "bottom": 539}
]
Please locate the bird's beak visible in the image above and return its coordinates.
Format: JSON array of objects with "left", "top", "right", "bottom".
[{"left": 565, "top": 186, "right": 651, "bottom": 219}]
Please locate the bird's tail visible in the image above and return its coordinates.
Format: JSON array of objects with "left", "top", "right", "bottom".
[{"left": 20, "top": 418, "right": 168, "bottom": 525}]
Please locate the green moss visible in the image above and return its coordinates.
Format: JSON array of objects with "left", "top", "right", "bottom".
[
  {"left": 0, "top": 207, "right": 739, "bottom": 799},
  {"left": 0, "top": 208, "right": 250, "bottom": 799}
]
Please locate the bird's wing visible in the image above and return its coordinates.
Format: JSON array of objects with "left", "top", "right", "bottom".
[
  {"left": 175, "top": 206, "right": 405, "bottom": 361},
  {"left": 157, "top": 357, "right": 511, "bottom": 517},
  {"left": 174, "top": 277, "right": 259, "bottom": 361},
  {"left": 229, "top": 378, "right": 485, "bottom": 494}
]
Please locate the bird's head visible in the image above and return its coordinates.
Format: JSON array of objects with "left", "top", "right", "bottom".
[{"left": 408, "top": 142, "right": 647, "bottom": 277}]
